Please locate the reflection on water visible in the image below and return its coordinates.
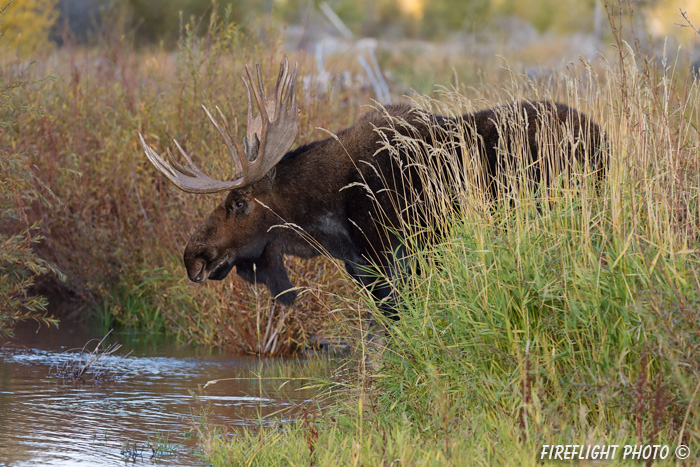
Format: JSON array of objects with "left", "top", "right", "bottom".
[{"left": 0, "top": 323, "right": 318, "bottom": 466}]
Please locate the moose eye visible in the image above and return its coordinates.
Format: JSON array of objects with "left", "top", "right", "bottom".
[{"left": 233, "top": 200, "right": 247, "bottom": 213}]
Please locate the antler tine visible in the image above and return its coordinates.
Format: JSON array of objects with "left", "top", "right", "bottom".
[
  {"left": 288, "top": 62, "right": 298, "bottom": 114},
  {"left": 285, "top": 62, "right": 298, "bottom": 116},
  {"left": 274, "top": 57, "right": 290, "bottom": 114},
  {"left": 171, "top": 139, "right": 198, "bottom": 172},
  {"left": 140, "top": 134, "right": 178, "bottom": 179},
  {"left": 139, "top": 133, "right": 244, "bottom": 194},
  {"left": 256, "top": 62, "right": 267, "bottom": 107},
  {"left": 215, "top": 106, "right": 245, "bottom": 176},
  {"left": 241, "top": 69, "right": 260, "bottom": 162},
  {"left": 244, "top": 64, "right": 268, "bottom": 124},
  {"left": 167, "top": 147, "right": 198, "bottom": 178},
  {"left": 201, "top": 105, "right": 245, "bottom": 177},
  {"left": 252, "top": 62, "right": 274, "bottom": 164},
  {"left": 171, "top": 139, "right": 210, "bottom": 178}
]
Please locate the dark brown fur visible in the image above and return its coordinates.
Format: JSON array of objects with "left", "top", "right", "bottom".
[{"left": 183, "top": 101, "right": 605, "bottom": 318}]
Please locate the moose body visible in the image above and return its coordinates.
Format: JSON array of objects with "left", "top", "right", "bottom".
[{"left": 140, "top": 59, "right": 604, "bottom": 318}]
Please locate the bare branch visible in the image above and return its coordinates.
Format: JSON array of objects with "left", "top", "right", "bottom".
[{"left": 676, "top": 9, "right": 700, "bottom": 36}]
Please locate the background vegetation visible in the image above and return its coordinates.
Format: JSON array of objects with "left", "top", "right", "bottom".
[
  {"left": 2, "top": 3, "right": 374, "bottom": 350},
  {"left": 1, "top": 0, "right": 61, "bottom": 336},
  {"left": 2, "top": 0, "right": 699, "bottom": 464},
  {"left": 1, "top": 0, "right": 57, "bottom": 55},
  {"left": 54, "top": 0, "right": 595, "bottom": 43}
]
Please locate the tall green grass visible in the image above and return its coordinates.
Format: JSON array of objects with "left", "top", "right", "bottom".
[{"left": 203, "top": 47, "right": 700, "bottom": 464}]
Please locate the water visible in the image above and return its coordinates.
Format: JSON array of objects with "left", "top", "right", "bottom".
[{"left": 0, "top": 323, "right": 320, "bottom": 466}]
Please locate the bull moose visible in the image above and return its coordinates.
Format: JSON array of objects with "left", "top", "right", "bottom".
[{"left": 139, "top": 58, "right": 604, "bottom": 318}]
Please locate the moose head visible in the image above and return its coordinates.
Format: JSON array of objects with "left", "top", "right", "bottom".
[{"left": 139, "top": 58, "right": 302, "bottom": 305}]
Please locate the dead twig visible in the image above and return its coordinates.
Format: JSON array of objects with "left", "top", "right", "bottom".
[
  {"left": 676, "top": 9, "right": 700, "bottom": 36},
  {"left": 52, "top": 329, "right": 131, "bottom": 382}
]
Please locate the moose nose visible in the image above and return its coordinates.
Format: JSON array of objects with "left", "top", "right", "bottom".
[
  {"left": 194, "top": 263, "right": 207, "bottom": 282},
  {"left": 189, "top": 260, "right": 206, "bottom": 283}
]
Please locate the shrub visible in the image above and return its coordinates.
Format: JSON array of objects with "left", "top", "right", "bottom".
[
  {"left": 0, "top": 66, "right": 59, "bottom": 335},
  {"left": 0, "top": 0, "right": 58, "bottom": 57}
]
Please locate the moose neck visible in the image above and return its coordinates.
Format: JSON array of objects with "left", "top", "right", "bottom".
[
  {"left": 260, "top": 137, "right": 364, "bottom": 264},
  {"left": 259, "top": 105, "right": 431, "bottom": 266}
]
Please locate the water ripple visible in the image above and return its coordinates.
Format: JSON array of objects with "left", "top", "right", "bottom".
[{"left": 0, "top": 329, "right": 317, "bottom": 467}]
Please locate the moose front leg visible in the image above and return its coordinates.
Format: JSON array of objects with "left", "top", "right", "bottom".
[
  {"left": 235, "top": 246, "right": 298, "bottom": 305},
  {"left": 344, "top": 261, "right": 400, "bottom": 320}
]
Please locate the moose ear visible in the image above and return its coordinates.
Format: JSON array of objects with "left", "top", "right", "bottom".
[{"left": 265, "top": 166, "right": 277, "bottom": 184}]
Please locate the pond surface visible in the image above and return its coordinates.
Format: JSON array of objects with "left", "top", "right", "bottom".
[{"left": 0, "top": 323, "right": 320, "bottom": 466}]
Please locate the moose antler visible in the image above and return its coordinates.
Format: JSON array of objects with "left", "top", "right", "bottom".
[{"left": 139, "top": 57, "right": 299, "bottom": 193}]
